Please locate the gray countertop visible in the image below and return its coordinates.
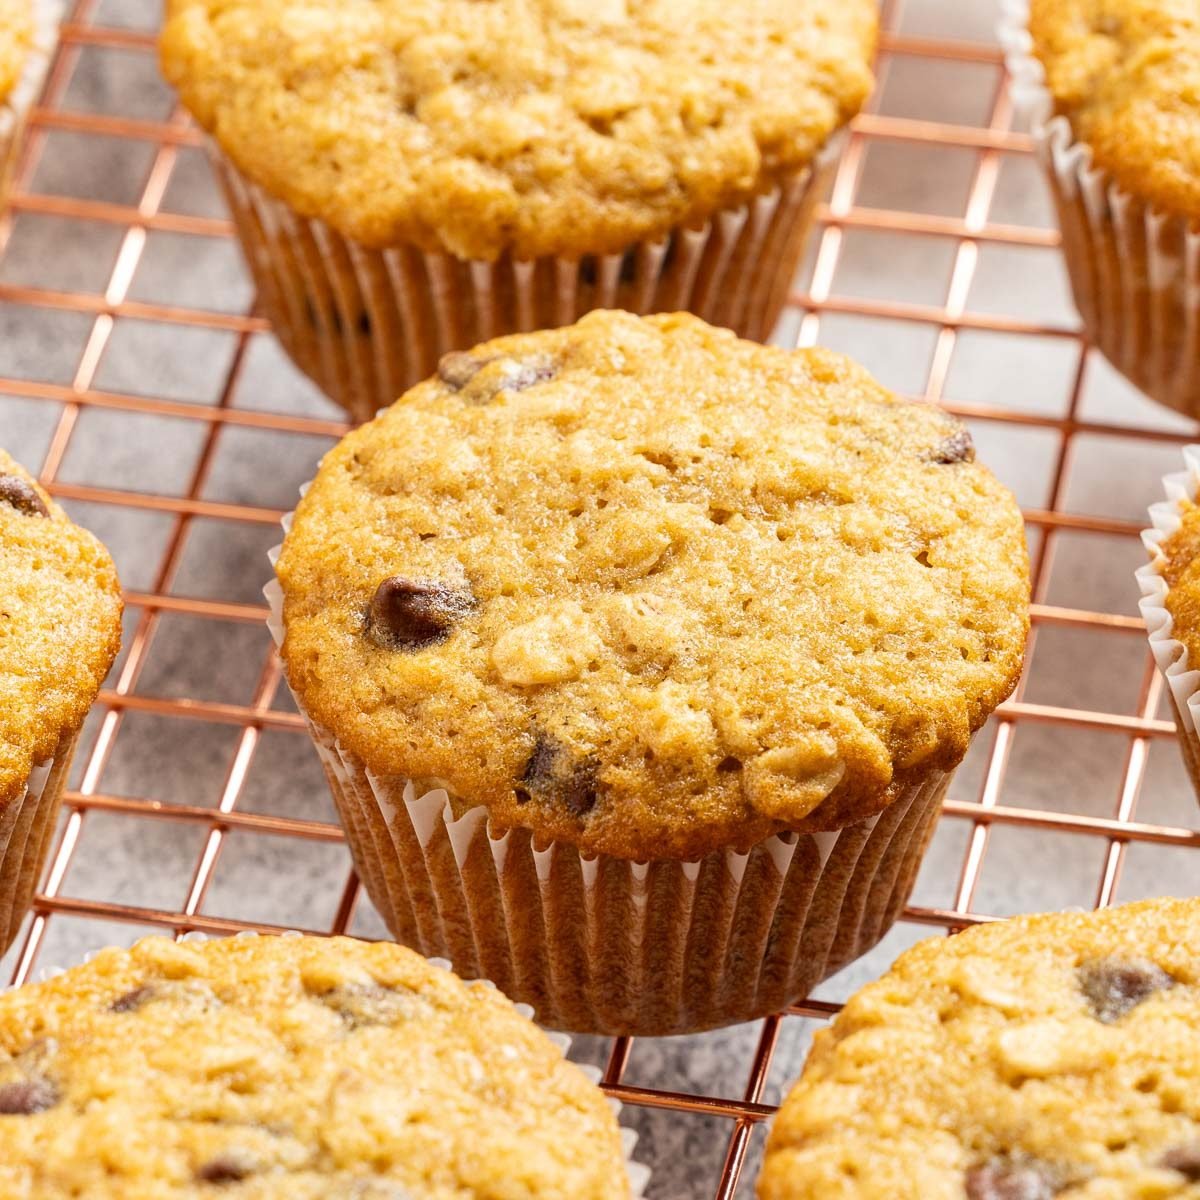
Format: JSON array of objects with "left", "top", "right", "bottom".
[{"left": 1, "top": 1, "right": 1197, "bottom": 1196}]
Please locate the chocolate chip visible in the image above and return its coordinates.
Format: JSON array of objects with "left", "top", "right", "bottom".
[
  {"left": 109, "top": 985, "right": 154, "bottom": 1013},
  {"left": 1161, "top": 1144, "right": 1200, "bottom": 1180},
  {"left": 0, "top": 1078, "right": 58, "bottom": 1115},
  {"left": 519, "top": 735, "right": 599, "bottom": 817},
  {"left": 365, "top": 577, "right": 475, "bottom": 651},
  {"left": 930, "top": 425, "right": 975, "bottom": 465},
  {"left": 0, "top": 475, "right": 49, "bottom": 518},
  {"left": 1078, "top": 957, "right": 1175, "bottom": 1023},
  {"left": 196, "top": 1154, "right": 254, "bottom": 1184},
  {"left": 436, "top": 351, "right": 555, "bottom": 397},
  {"left": 316, "top": 983, "right": 428, "bottom": 1029},
  {"left": 966, "top": 1162, "right": 1057, "bottom": 1200},
  {"left": 438, "top": 351, "right": 484, "bottom": 389}
]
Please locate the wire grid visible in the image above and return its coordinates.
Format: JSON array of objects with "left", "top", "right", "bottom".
[{"left": 0, "top": 0, "right": 1198, "bottom": 1196}]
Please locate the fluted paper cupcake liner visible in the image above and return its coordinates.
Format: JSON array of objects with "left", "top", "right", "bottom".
[
  {"left": 999, "top": 1, "right": 1200, "bottom": 418},
  {"left": 213, "top": 135, "right": 843, "bottom": 424},
  {"left": 1137, "top": 446, "right": 1200, "bottom": 805},
  {"left": 1, "top": 1, "right": 58, "bottom": 210},
  {"left": 266, "top": 499, "right": 951, "bottom": 1034},
  {"left": 0, "top": 729, "right": 76, "bottom": 955},
  {"left": 29, "top": 930, "right": 650, "bottom": 1196}
]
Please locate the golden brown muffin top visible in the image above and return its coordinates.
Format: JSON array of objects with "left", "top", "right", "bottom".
[
  {"left": 159, "top": 0, "right": 876, "bottom": 260},
  {"left": 0, "top": 450, "right": 122, "bottom": 810},
  {"left": 0, "top": 0, "right": 34, "bottom": 106},
  {"left": 276, "top": 312, "right": 1029, "bottom": 861},
  {"left": 0, "top": 933, "right": 632, "bottom": 1198},
  {"left": 760, "top": 896, "right": 1200, "bottom": 1200},
  {"left": 1160, "top": 498, "right": 1200, "bottom": 671},
  {"left": 1028, "top": 0, "right": 1200, "bottom": 219}
]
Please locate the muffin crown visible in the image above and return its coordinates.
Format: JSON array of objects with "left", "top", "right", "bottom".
[
  {"left": 0, "top": 0, "right": 34, "bottom": 105},
  {"left": 0, "top": 933, "right": 631, "bottom": 1197},
  {"left": 160, "top": 0, "right": 876, "bottom": 260},
  {"left": 0, "top": 450, "right": 122, "bottom": 809},
  {"left": 276, "top": 312, "right": 1029, "bottom": 860},
  {"left": 1029, "top": 0, "right": 1200, "bottom": 219},
  {"left": 759, "top": 896, "right": 1200, "bottom": 1199}
]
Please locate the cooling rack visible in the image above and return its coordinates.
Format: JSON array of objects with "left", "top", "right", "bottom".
[{"left": 1, "top": 0, "right": 1198, "bottom": 1195}]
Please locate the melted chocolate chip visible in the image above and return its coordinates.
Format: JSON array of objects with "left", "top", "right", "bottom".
[
  {"left": 931, "top": 426, "right": 975, "bottom": 465},
  {"left": 0, "top": 1078, "right": 58, "bottom": 1115},
  {"left": 196, "top": 1154, "right": 253, "bottom": 1184},
  {"left": 365, "top": 577, "right": 475, "bottom": 651},
  {"left": 966, "top": 1163, "right": 1057, "bottom": 1200},
  {"left": 438, "top": 351, "right": 491, "bottom": 390},
  {"left": 519, "top": 735, "right": 599, "bottom": 817},
  {"left": 0, "top": 475, "right": 49, "bottom": 518},
  {"left": 109, "top": 985, "right": 154, "bottom": 1013},
  {"left": 1161, "top": 1144, "right": 1200, "bottom": 1181},
  {"left": 1078, "top": 957, "right": 1175, "bottom": 1023}
]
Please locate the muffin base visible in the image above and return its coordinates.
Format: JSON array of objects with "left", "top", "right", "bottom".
[
  {"left": 1000, "top": 2, "right": 1200, "bottom": 419},
  {"left": 1137, "top": 445, "right": 1200, "bottom": 807},
  {"left": 0, "top": 729, "right": 76, "bottom": 954},
  {"left": 215, "top": 138, "right": 841, "bottom": 424},
  {"left": 268, "top": 558, "right": 948, "bottom": 1035},
  {"left": 0, "top": 1, "right": 58, "bottom": 210}
]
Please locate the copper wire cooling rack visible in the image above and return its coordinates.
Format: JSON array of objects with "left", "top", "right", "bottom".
[{"left": 1, "top": 1, "right": 1199, "bottom": 1196}]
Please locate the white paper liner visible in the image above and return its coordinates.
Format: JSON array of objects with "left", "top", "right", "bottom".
[
  {"left": 34, "top": 929, "right": 650, "bottom": 1197},
  {"left": 265, "top": 500, "right": 952, "bottom": 1035},
  {"left": 1, "top": 0, "right": 60, "bottom": 207},
  {"left": 211, "top": 133, "right": 844, "bottom": 424},
  {"left": 999, "top": 1, "right": 1200, "bottom": 418},
  {"left": 1136, "top": 446, "right": 1200, "bottom": 802},
  {"left": 0, "top": 728, "right": 76, "bottom": 954}
]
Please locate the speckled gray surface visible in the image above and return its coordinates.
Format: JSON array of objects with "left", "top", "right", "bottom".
[{"left": 1, "top": 1, "right": 1198, "bottom": 1197}]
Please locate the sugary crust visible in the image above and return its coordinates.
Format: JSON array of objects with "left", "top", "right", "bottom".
[
  {"left": 0, "top": 933, "right": 631, "bottom": 1197},
  {"left": 159, "top": 0, "right": 876, "bottom": 260},
  {"left": 0, "top": 0, "right": 32, "bottom": 106},
  {"left": 0, "top": 450, "right": 122, "bottom": 810},
  {"left": 1028, "top": 0, "right": 1200, "bottom": 220},
  {"left": 761, "top": 896, "right": 1200, "bottom": 1199},
  {"left": 277, "top": 311, "right": 1029, "bottom": 860}
]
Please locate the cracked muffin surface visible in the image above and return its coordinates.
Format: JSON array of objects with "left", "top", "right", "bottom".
[
  {"left": 1028, "top": 0, "right": 1200, "bottom": 219},
  {"left": 0, "top": 933, "right": 632, "bottom": 1198},
  {"left": 0, "top": 449, "right": 122, "bottom": 808},
  {"left": 759, "top": 896, "right": 1200, "bottom": 1200},
  {"left": 159, "top": 0, "right": 876, "bottom": 260},
  {"left": 276, "top": 311, "right": 1029, "bottom": 860},
  {"left": 0, "top": 0, "right": 32, "bottom": 106}
]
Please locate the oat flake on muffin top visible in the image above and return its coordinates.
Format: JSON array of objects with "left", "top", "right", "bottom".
[
  {"left": 0, "top": 933, "right": 632, "bottom": 1198},
  {"left": 276, "top": 312, "right": 1029, "bottom": 861},
  {"left": 1028, "top": 0, "right": 1200, "bottom": 220},
  {"left": 159, "top": 0, "right": 877, "bottom": 260},
  {"left": 0, "top": 0, "right": 33, "bottom": 105},
  {"left": 0, "top": 450, "right": 122, "bottom": 810}
]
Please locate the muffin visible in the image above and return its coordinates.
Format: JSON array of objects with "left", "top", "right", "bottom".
[
  {"left": 159, "top": 0, "right": 877, "bottom": 423},
  {"left": 0, "top": 932, "right": 641, "bottom": 1197},
  {"left": 1002, "top": 0, "right": 1200, "bottom": 418},
  {"left": 0, "top": 450, "right": 121, "bottom": 953},
  {"left": 1138, "top": 445, "right": 1200, "bottom": 805},
  {"left": 269, "top": 311, "right": 1031, "bottom": 1035},
  {"left": 0, "top": 0, "right": 53, "bottom": 208},
  {"left": 759, "top": 895, "right": 1200, "bottom": 1199}
]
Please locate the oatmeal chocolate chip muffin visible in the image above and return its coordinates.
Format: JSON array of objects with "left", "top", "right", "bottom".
[
  {"left": 160, "top": 0, "right": 878, "bottom": 421},
  {"left": 1007, "top": 1, "right": 1200, "bottom": 416},
  {"left": 0, "top": 449, "right": 121, "bottom": 951},
  {"left": 271, "top": 311, "right": 1029, "bottom": 1035},
  {"left": 0, "top": 934, "right": 635, "bottom": 1198},
  {"left": 759, "top": 896, "right": 1200, "bottom": 1200}
]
